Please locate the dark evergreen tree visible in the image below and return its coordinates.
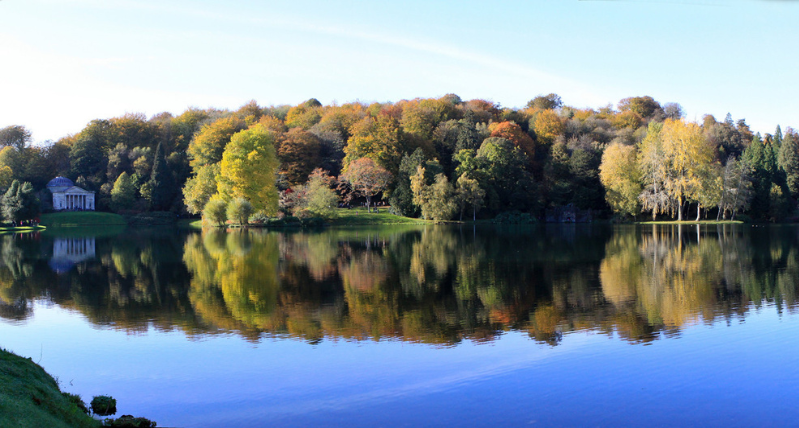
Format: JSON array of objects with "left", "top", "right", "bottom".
[
  {"left": 18, "top": 182, "right": 39, "bottom": 220},
  {"left": 1, "top": 180, "right": 21, "bottom": 222},
  {"left": 744, "top": 134, "right": 789, "bottom": 220},
  {"left": 778, "top": 132, "right": 799, "bottom": 199},
  {"left": 1, "top": 180, "right": 38, "bottom": 222},
  {"left": 774, "top": 125, "right": 783, "bottom": 149},
  {"left": 147, "top": 142, "right": 176, "bottom": 211}
]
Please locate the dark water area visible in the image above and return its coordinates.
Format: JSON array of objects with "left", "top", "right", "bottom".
[{"left": 2, "top": 224, "right": 799, "bottom": 427}]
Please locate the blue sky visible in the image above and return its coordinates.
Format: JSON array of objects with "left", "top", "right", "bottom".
[{"left": 1, "top": 0, "right": 797, "bottom": 142}]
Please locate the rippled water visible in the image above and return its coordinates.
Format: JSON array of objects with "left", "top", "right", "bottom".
[{"left": 2, "top": 224, "right": 799, "bottom": 427}]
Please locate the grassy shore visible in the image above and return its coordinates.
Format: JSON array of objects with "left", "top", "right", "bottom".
[
  {"left": 0, "top": 225, "right": 46, "bottom": 234},
  {"left": 190, "top": 207, "right": 432, "bottom": 229},
  {"left": 40, "top": 212, "right": 126, "bottom": 227},
  {"left": 328, "top": 208, "right": 430, "bottom": 226},
  {"left": 636, "top": 220, "right": 745, "bottom": 225},
  {"left": 0, "top": 349, "right": 97, "bottom": 428}
]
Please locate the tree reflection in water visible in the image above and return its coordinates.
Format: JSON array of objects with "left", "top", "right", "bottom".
[{"left": 1, "top": 224, "right": 799, "bottom": 346}]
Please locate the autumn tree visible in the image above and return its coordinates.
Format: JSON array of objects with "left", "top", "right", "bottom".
[
  {"left": 410, "top": 167, "right": 458, "bottom": 221},
  {"left": 285, "top": 99, "right": 322, "bottom": 130},
  {"left": 298, "top": 170, "right": 339, "bottom": 219},
  {"left": 600, "top": 143, "right": 642, "bottom": 217},
  {"left": 277, "top": 128, "right": 321, "bottom": 185},
  {"left": 660, "top": 119, "right": 714, "bottom": 220},
  {"left": 637, "top": 122, "right": 671, "bottom": 219},
  {"left": 532, "top": 110, "right": 564, "bottom": 146},
  {"left": 0, "top": 125, "right": 32, "bottom": 150},
  {"left": 188, "top": 116, "right": 246, "bottom": 169},
  {"left": 183, "top": 164, "right": 220, "bottom": 214},
  {"left": 526, "top": 93, "right": 562, "bottom": 110},
  {"left": 456, "top": 173, "right": 485, "bottom": 221},
  {"left": 226, "top": 198, "right": 254, "bottom": 225},
  {"left": 216, "top": 124, "right": 280, "bottom": 215},
  {"left": 618, "top": 96, "right": 661, "bottom": 119},
  {"left": 343, "top": 115, "right": 405, "bottom": 175},
  {"left": 203, "top": 196, "right": 227, "bottom": 227},
  {"left": 490, "top": 121, "right": 535, "bottom": 163},
  {"left": 716, "top": 156, "right": 753, "bottom": 220},
  {"left": 340, "top": 157, "right": 391, "bottom": 211}
]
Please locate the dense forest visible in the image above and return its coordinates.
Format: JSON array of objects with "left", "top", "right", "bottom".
[{"left": 1, "top": 93, "right": 796, "bottom": 222}]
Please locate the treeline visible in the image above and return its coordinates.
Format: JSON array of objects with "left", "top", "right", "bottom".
[{"left": 1, "top": 94, "right": 796, "bottom": 221}]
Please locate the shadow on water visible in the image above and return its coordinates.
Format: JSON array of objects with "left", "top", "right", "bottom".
[{"left": 1, "top": 223, "right": 799, "bottom": 345}]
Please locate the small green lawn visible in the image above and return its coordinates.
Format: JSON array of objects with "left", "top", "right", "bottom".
[
  {"left": 179, "top": 218, "right": 203, "bottom": 229},
  {"left": 40, "top": 212, "right": 127, "bottom": 227},
  {"left": 0, "top": 349, "right": 98, "bottom": 428},
  {"left": 327, "top": 208, "right": 430, "bottom": 226}
]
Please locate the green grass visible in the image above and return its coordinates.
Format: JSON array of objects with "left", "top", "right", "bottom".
[
  {"left": 40, "top": 212, "right": 127, "bottom": 227},
  {"left": 191, "top": 208, "right": 429, "bottom": 229},
  {"left": 636, "top": 220, "right": 745, "bottom": 225},
  {"left": 179, "top": 218, "right": 203, "bottom": 229},
  {"left": 0, "top": 226, "right": 46, "bottom": 234},
  {"left": 0, "top": 348, "right": 98, "bottom": 428},
  {"left": 327, "top": 207, "right": 431, "bottom": 226}
]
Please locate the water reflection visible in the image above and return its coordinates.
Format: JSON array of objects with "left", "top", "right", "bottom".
[
  {"left": 1, "top": 225, "right": 799, "bottom": 345},
  {"left": 49, "top": 237, "right": 96, "bottom": 273}
]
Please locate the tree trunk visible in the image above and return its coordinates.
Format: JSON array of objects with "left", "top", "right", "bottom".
[
  {"left": 696, "top": 203, "right": 701, "bottom": 221},
  {"left": 473, "top": 206, "right": 476, "bottom": 222},
  {"left": 677, "top": 196, "right": 683, "bottom": 221}
]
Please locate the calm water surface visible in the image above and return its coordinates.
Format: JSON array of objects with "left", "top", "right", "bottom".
[{"left": 2, "top": 224, "right": 799, "bottom": 427}]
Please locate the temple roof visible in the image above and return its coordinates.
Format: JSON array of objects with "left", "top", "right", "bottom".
[{"left": 46, "top": 176, "right": 74, "bottom": 188}]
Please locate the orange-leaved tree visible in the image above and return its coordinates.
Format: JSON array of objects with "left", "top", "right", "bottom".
[{"left": 340, "top": 157, "right": 391, "bottom": 211}]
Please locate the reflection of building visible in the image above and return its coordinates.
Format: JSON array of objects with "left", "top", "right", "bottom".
[
  {"left": 48, "top": 237, "right": 96, "bottom": 273},
  {"left": 46, "top": 176, "right": 95, "bottom": 211}
]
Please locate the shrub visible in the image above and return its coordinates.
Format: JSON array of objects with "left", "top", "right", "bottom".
[
  {"left": 202, "top": 197, "right": 227, "bottom": 227},
  {"left": 102, "top": 415, "right": 157, "bottom": 427},
  {"left": 62, "top": 392, "right": 89, "bottom": 415},
  {"left": 226, "top": 198, "right": 254, "bottom": 226},
  {"left": 492, "top": 211, "right": 536, "bottom": 224},
  {"left": 91, "top": 395, "right": 117, "bottom": 416}
]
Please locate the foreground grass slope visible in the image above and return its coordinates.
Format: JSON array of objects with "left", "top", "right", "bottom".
[{"left": 0, "top": 349, "right": 97, "bottom": 428}]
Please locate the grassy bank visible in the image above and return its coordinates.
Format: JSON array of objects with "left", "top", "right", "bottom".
[
  {"left": 0, "top": 225, "right": 46, "bottom": 234},
  {"left": 0, "top": 348, "right": 97, "bottom": 428},
  {"left": 193, "top": 207, "right": 431, "bottom": 229},
  {"left": 328, "top": 208, "right": 430, "bottom": 226},
  {"left": 40, "top": 212, "right": 127, "bottom": 227},
  {"left": 636, "top": 220, "right": 745, "bottom": 225}
]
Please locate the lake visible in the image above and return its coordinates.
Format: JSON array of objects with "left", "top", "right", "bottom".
[{"left": 2, "top": 224, "right": 799, "bottom": 427}]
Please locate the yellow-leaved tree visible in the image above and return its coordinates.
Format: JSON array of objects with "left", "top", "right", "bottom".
[
  {"left": 660, "top": 119, "right": 714, "bottom": 221},
  {"left": 599, "top": 143, "right": 642, "bottom": 218},
  {"left": 216, "top": 124, "right": 280, "bottom": 215}
]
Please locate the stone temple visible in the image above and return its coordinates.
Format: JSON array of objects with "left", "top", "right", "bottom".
[{"left": 46, "top": 177, "right": 95, "bottom": 211}]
